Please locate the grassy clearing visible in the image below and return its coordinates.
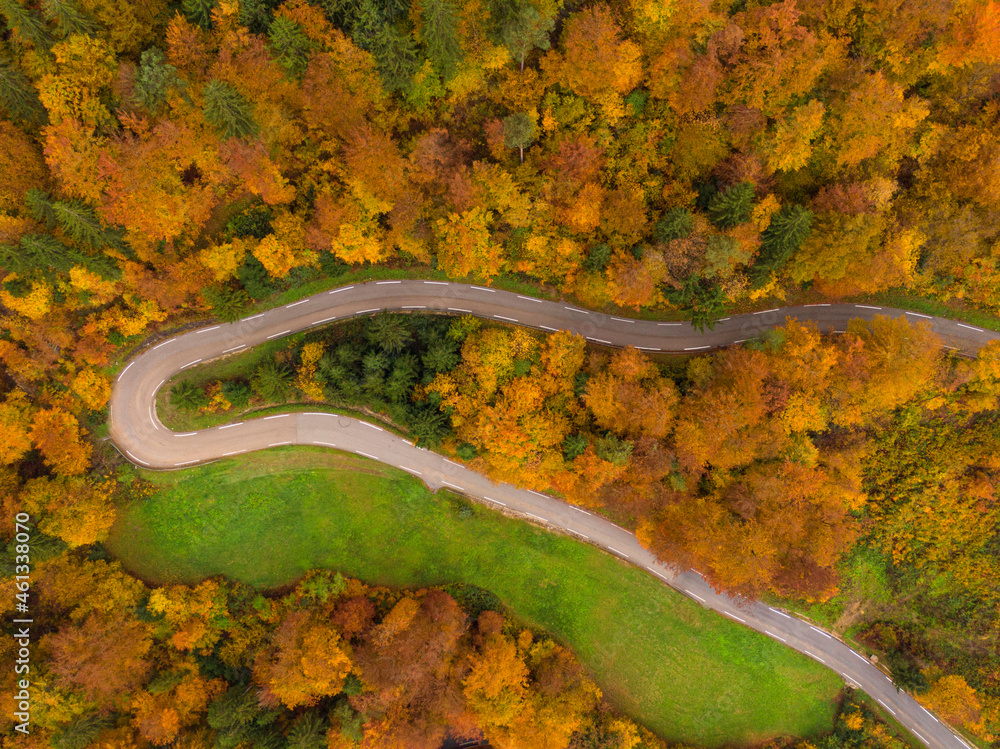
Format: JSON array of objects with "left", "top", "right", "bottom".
[{"left": 108, "top": 448, "right": 841, "bottom": 746}]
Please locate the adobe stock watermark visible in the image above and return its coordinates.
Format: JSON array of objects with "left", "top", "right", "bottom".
[{"left": 11, "top": 512, "right": 32, "bottom": 735}]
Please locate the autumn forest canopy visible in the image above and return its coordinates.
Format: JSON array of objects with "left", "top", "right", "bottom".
[{"left": 1, "top": 0, "right": 1000, "bottom": 745}]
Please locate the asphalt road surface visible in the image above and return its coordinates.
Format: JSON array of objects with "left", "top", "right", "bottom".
[{"left": 109, "top": 280, "right": 998, "bottom": 749}]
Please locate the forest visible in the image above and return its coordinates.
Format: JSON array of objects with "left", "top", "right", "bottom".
[{"left": 1, "top": 0, "right": 999, "bottom": 745}]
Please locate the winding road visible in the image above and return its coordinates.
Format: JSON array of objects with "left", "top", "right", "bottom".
[{"left": 109, "top": 279, "right": 997, "bottom": 749}]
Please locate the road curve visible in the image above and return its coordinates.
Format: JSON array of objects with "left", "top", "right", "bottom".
[{"left": 109, "top": 280, "right": 996, "bottom": 749}]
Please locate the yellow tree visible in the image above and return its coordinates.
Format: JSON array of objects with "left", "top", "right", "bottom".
[
  {"left": 509, "top": 639, "right": 601, "bottom": 749},
  {"left": 514, "top": 233, "right": 583, "bottom": 283},
  {"left": 147, "top": 579, "right": 230, "bottom": 652},
  {"left": 253, "top": 610, "right": 352, "bottom": 709},
  {"left": 33, "top": 554, "right": 145, "bottom": 621},
  {"left": 427, "top": 327, "right": 585, "bottom": 486},
  {"left": 199, "top": 241, "right": 246, "bottom": 282},
  {"left": 828, "top": 316, "right": 941, "bottom": 428},
  {"left": 0, "top": 391, "right": 33, "bottom": 465},
  {"left": 673, "top": 348, "right": 787, "bottom": 473},
  {"left": 584, "top": 347, "right": 679, "bottom": 439},
  {"left": 434, "top": 207, "right": 505, "bottom": 282},
  {"left": 463, "top": 615, "right": 530, "bottom": 730},
  {"left": 252, "top": 235, "right": 297, "bottom": 279},
  {"left": 20, "top": 476, "right": 116, "bottom": 547},
  {"left": 918, "top": 675, "right": 983, "bottom": 730},
  {"left": 45, "top": 613, "right": 153, "bottom": 708},
  {"left": 132, "top": 670, "right": 226, "bottom": 746},
  {"left": 724, "top": 0, "right": 841, "bottom": 118},
  {"left": 963, "top": 339, "right": 1000, "bottom": 411},
  {"left": 823, "top": 71, "right": 929, "bottom": 171},
  {"left": 30, "top": 407, "right": 92, "bottom": 475},
  {"left": 71, "top": 368, "right": 111, "bottom": 410},
  {"left": 549, "top": 5, "right": 643, "bottom": 121},
  {"left": 295, "top": 342, "right": 325, "bottom": 400},
  {"left": 329, "top": 221, "right": 387, "bottom": 265},
  {"left": 761, "top": 100, "right": 826, "bottom": 172},
  {"left": 0, "top": 120, "right": 49, "bottom": 214},
  {"left": 38, "top": 34, "right": 118, "bottom": 129},
  {"left": 77, "top": 0, "right": 168, "bottom": 55}
]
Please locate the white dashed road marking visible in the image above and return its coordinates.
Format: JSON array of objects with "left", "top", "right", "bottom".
[{"left": 876, "top": 699, "right": 896, "bottom": 716}]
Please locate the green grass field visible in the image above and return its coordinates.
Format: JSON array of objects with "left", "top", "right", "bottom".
[{"left": 107, "top": 448, "right": 841, "bottom": 746}]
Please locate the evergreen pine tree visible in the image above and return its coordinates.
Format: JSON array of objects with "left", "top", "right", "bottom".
[
  {"left": 268, "top": 16, "right": 314, "bottom": 78},
  {"left": 203, "top": 79, "right": 258, "bottom": 140},
  {"left": 40, "top": 0, "right": 96, "bottom": 38},
  {"left": 707, "top": 182, "right": 755, "bottom": 228},
  {"left": 133, "top": 48, "right": 185, "bottom": 115},
  {"left": 0, "top": 62, "right": 48, "bottom": 127},
  {"left": 420, "top": 0, "right": 462, "bottom": 80}
]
